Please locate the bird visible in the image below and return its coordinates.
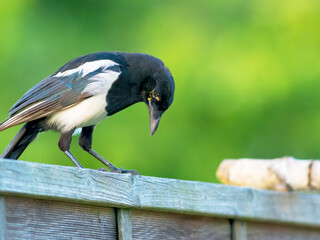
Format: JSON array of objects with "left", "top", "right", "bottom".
[{"left": 0, "top": 52, "right": 175, "bottom": 174}]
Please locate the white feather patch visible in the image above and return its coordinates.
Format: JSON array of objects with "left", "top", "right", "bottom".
[
  {"left": 47, "top": 94, "right": 108, "bottom": 133},
  {"left": 82, "top": 70, "right": 121, "bottom": 95},
  {"left": 55, "top": 59, "right": 118, "bottom": 78},
  {"left": 55, "top": 59, "right": 121, "bottom": 95}
]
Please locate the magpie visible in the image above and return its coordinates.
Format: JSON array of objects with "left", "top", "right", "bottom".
[{"left": 0, "top": 52, "right": 175, "bottom": 174}]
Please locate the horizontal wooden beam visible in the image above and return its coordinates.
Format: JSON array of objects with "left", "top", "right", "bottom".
[{"left": 0, "top": 159, "right": 319, "bottom": 227}]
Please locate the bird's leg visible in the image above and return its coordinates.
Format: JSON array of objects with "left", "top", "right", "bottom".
[
  {"left": 79, "top": 126, "right": 140, "bottom": 175},
  {"left": 58, "top": 130, "right": 83, "bottom": 168},
  {"left": 87, "top": 148, "right": 140, "bottom": 175}
]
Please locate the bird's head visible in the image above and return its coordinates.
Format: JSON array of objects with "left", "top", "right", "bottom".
[
  {"left": 105, "top": 53, "right": 175, "bottom": 135},
  {"left": 143, "top": 66, "right": 175, "bottom": 136}
]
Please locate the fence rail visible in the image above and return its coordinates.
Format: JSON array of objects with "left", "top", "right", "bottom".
[{"left": 0, "top": 159, "right": 319, "bottom": 239}]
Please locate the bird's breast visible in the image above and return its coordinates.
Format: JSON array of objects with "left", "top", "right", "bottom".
[{"left": 46, "top": 94, "right": 108, "bottom": 133}]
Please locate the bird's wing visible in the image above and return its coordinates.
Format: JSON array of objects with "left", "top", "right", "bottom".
[{"left": 0, "top": 59, "right": 121, "bottom": 131}]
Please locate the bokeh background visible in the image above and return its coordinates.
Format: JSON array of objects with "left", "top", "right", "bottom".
[{"left": 0, "top": 0, "right": 320, "bottom": 183}]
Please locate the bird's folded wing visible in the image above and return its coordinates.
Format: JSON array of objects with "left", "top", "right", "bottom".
[
  {"left": 0, "top": 75, "right": 91, "bottom": 131},
  {"left": 0, "top": 60, "right": 121, "bottom": 131}
]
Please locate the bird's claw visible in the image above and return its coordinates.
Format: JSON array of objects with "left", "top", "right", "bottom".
[
  {"left": 111, "top": 166, "right": 141, "bottom": 177},
  {"left": 121, "top": 168, "right": 141, "bottom": 177},
  {"left": 98, "top": 168, "right": 108, "bottom": 172},
  {"left": 98, "top": 167, "right": 141, "bottom": 176}
]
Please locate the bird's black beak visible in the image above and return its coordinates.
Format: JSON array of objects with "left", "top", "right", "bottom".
[{"left": 148, "top": 101, "right": 163, "bottom": 136}]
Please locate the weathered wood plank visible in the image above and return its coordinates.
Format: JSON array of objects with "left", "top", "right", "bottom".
[
  {"left": 131, "top": 210, "right": 230, "bottom": 240},
  {"left": 232, "top": 221, "right": 247, "bottom": 240},
  {"left": 0, "top": 160, "right": 320, "bottom": 227},
  {"left": 0, "top": 159, "right": 134, "bottom": 208},
  {"left": 5, "top": 197, "right": 117, "bottom": 240},
  {"left": 0, "top": 197, "right": 7, "bottom": 240},
  {"left": 117, "top": 208, "right": 132, "bottom": 240},
  {"left": 246, "top": 222, "right": 320, "bottom": 240}
]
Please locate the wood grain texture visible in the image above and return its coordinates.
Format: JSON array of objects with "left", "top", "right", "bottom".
[
  {"left": 5, "top": 197, "right": 117, "bottom": 240},
  {"left": 0, "top": 160, "right": 320, "bottom": 227},
  {"left": 246, "top": 222, "right": 320, "bottom": 240},
  {"left": 0, "top": 197, "right": 7, "bottom": 240},
  {"left": 117, "top": 208, "right": 132, "bottom": 240},
  {"left": 0, "top": 159, "right": 134, "bottom": 208},
  {"left": 232, "top": 221, "right": 247, "bottom": 240},
  {"left": 131, "top": 210, "right": 230, "bottom": 240}
]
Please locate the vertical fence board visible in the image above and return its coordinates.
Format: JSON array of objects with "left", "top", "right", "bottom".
[
  {"left": 117, "top": 208, "right": 132, "bottom": 240},
  {"left": 232, "top": 221, "right": 247, "bottom": 240},
  {"left": 0, "top": 197, "right": 7, "bottom": 240}
]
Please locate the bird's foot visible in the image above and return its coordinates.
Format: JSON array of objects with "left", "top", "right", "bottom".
[{"left": 98, "top": 166, "right": 141, "bottom": 176}]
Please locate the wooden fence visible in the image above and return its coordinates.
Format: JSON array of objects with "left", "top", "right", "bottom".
[{"left": 0, "top": 159, "right": 319, "bottom": 239}]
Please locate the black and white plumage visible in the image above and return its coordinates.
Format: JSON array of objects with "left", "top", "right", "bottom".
[{"left": 0, "top": 52, "right": 175, "bottom": 174}]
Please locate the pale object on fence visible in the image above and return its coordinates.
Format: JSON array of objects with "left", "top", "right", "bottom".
[{"left": 216, "top": 157, "right": 320, "bottom": 191}]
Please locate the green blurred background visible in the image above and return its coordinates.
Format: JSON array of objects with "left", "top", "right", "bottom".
[{"left": 0, "top": 0, "right": 319, "bottom": 183}]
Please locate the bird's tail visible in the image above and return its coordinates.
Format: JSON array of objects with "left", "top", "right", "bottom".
[{"left": 0, "top": 123, "right": 40, "bottom": 160}]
